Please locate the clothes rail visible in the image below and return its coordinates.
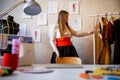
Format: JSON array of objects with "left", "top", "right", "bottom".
[
  {"left": 90, "top": 12, "right": 120, "bottom": 17},
  {"left": 91, "top": 11, "right": 120, "bottom": 65}
]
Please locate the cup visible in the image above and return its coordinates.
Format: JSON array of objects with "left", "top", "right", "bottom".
[{"left": 2, "top": 53, "right": 19, "bottom": 70}]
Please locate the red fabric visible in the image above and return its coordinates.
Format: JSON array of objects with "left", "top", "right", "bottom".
[
  {"left": 56, "top": 37, "right": 72, "bottom": 46},
  {"left": 105, "top": 21, "right": 113, "bottom": 43},
  {"left": 2, "top": 53, "right": 18, "bottom": 70}
]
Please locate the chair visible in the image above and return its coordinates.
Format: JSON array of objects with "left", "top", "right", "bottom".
[{"left": 56, "top": 57, "right": 82, "bottom": 65}]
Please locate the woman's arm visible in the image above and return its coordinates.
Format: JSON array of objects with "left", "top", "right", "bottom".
[
  {"left": 49, "top": 26, "right": 59, "bottom": 57},
  {"left": 70, "top": 27, "right": 93, "bottom": 37}
]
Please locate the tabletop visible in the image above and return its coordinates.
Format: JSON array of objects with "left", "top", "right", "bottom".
[{"left": 0, "top": 64, "right": 120, "bottom": 80}]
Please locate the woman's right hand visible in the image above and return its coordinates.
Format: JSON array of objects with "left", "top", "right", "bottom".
[{"left": 55, "top": 52, "right": 60, "bottom": 61}]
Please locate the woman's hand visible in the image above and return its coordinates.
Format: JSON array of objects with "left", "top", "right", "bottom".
[
  {"left": 88, "top": 30, "right": 96, "bottom": 35},
  {"left": 55, "top": 52, "right": 60, "bottom": 61}
]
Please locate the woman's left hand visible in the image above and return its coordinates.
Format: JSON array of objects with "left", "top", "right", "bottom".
[{"left": 89, "top": 30, "right": 96, "bottom": 35}]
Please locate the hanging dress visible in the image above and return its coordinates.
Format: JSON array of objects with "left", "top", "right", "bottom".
[
  {"left": 99, "top": 17, "right": 111, "bottom": 64},
  {"left": 94, "top": 22, "right": 103, "bottom": 64}
]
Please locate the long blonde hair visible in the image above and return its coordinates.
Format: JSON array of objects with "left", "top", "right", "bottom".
[{"left": 58, "top": 10, "right": 72, "bottom": 38}]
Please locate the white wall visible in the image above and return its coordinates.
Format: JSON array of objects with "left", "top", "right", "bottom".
[{"left": 0, "top": 0, "right": 120, "bottom": 64}]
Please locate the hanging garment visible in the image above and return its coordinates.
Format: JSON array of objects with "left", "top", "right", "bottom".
[
  {"left": 94, "top": 22, "right": 103, "bottom": 64},
  {"left": 99, "top": 40, "right": 111, "bottom": 64},
  {"left": 113, "top": 19, "right": 120, "bottom": 64},
  {"left": 99, "top": 17, "right": 111, "bottom": 64},
  {"left": 105, "top": 21, "right": 114, "bottom": 44}
]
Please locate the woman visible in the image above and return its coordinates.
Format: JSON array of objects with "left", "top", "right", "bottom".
[{"left": 50, "top": 10, "right": 93, "bottom": 63}]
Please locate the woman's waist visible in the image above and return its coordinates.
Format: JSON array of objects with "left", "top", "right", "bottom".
[{"left": 55, "top": 37, "right": 72, "bottom": 46}]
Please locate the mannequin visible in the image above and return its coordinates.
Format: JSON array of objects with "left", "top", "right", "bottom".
[
  {"left": 0, "top": 15, "right": 19, "bottom": 34},
  {"left": 0, "top": 15, "right": 19, "bottom": 56}
]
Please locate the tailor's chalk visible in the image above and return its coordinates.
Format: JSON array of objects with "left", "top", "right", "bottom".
[{"left": 107, "top": 77, "right": 120, "bottom": 80}]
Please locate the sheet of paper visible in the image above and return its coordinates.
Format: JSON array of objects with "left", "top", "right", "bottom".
[
  {"left": 70, "top": 18, "right": 82, "bottom": 31},
  {"left": 19, "top": 24, "right": 27, "bottom": 36},
  {"left": 48, "top": 2, "right": 58, "bottom": 14},
  {"left": 32, "top": 28, "right": 42, "bottom": 42},
  {"left": 69, "top": 2, "right": 79, "bottom": 14},
  {"left": 48, "top": 24, "right": 55, "bottom": 37},
  {"left": 37, "top": 13, "right": 47, "bottom": 25}
]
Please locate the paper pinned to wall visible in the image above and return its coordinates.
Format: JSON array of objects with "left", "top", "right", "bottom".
[
  {"left": 48, "top": 24, "right": 55, "bottom": 37},
  {"left": 69, "top": 18, "right": 82, "bottom": 31},
  {"left": 37, "top": 12, "right": 47, "bottom": 26},
  {"left": 69, "top": 2, "right": 79, "bottom": 14},
  {"left": 19, "top": 24, "right": 27, "bottom": 36},
  {"left": 48, "top": 2, "right": 58, "bottom": 14},
  {"left": 32, "top": 28, "right": 42, "bottom": 42}
]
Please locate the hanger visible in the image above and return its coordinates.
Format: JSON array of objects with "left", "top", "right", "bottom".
[
  {"left": 105, "top": 13, "right": 108, "bottom": 21},
  {"left": 109, "top": 12, "right": 115, "bottom": 24},
  {"left": 96, "top": 14, "right": 99, "bottom": 23}
]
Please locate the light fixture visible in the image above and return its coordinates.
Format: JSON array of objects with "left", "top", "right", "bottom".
[
  {"left": 23, "top": 0, "right": 41, "bottom": 15},
  {"left": 0, "top": 0, "right": 41, "bottom": 18}
]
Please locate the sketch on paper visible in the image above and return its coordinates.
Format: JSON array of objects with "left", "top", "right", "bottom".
[
  {"left": 69, "top": 2, "right": 79, "bottom": 14},
  {"left": 32, "top": 28, "right": 41, "bottom": 42},
  {"left": 69, "top": 18, "right": 82, "bottom": 31}
]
